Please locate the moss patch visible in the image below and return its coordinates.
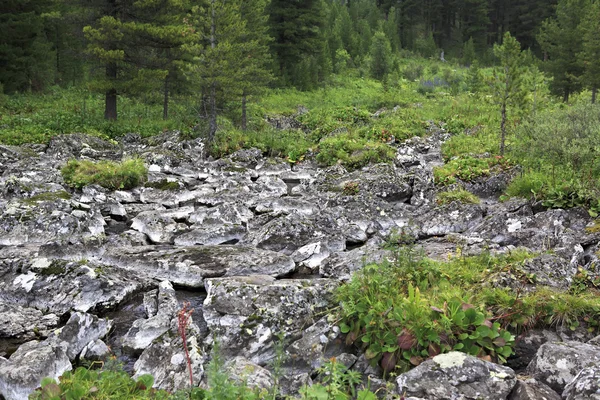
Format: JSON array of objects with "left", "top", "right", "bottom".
[
  {"left": 144, "top": 179, "right": 180, "bottom": 191},
  {"left": 22, "top": 191, "right": 71, "bottom": 205}
]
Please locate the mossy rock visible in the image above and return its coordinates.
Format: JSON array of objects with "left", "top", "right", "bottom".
[
  {"left": 144, "top": 179, "right": 180, "bottom": 191},
  {"left": 22, "top": 191, "right": 71, "bottom": 205}
]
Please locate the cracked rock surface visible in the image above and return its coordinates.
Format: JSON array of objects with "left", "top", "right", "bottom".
[{"left": 0, "top": 130, "right": 599, "bottom": 399}]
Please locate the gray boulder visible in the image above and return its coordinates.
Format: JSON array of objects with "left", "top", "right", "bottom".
[
  {"left": 395, "top": 351, "right": 517, "bottom": 400},
  {"left": 0, "top": 254, "right": 146, "bottom": 315},
  {"left": 53, "top": 312, "right": 113, "bottom": 359},
  {"left": 130, "top": 206, "right": 194, "bottom": 244},
  {"left": 563, "top": 366, "right": 600, "bottom": 400},
  {"left": 203, "top": 276, "right": 338, "bottom": 366},
  {"left": 0, "top": 340, "right": 71, "bottom": 400},
  {"left": 526, "top": 341, "right": 600, "bottom": 393},
  {"left": 225, "top": 357, "right": 274, "bottom": 390},
  {"left": 97, "top": 245, "right": 296, "bottom": 288},
  {"left": 0, "top": 301, "right": 59, "bottom": 340},
  {"left": 131, "top": 282, "right": 205, "bottom": 392}
]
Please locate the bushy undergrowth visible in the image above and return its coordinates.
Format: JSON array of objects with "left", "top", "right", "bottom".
[
  {"left": 316, "top": 132, "right": 396, "bottom": 169},
  {"left": 337, "top": 247, "right": 600, "bottom": 373},
  {"left": 504, "top": 103, "right": 600, "bottom": 215},
  {"left": 61, "top": 158, "right": 147, "bottom": 190}
]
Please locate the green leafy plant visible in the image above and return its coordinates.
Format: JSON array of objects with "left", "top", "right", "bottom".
[
  {"left": 299, "top": 359, "right": 374, "bottom": 400},
  {"left": 30, "top": 366, "right": 178, "bottom": 400},
  {"left": 61, "top": 158, "right": 147, "bottom": 190},
  {"left": 336, "top": 248, "right": 545, "bottom": 373}
]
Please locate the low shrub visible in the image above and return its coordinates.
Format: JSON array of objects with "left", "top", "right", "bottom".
[
  {"left": 336, "top": 248, "right": 517, "bottom": 373},
  {"left": 61, "top": 158, "right": 147, "bottom": 190}
]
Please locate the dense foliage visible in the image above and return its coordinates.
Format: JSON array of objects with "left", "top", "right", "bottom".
[{"left": 337, "top": 246, "right": 600, "bottom": 374}]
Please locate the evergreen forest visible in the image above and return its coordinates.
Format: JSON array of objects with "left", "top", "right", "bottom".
[{"left": 2, "top": 0, "right": 600, "bottom": 212}]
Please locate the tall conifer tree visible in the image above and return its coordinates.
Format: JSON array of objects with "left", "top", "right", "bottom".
[
  {"left": 538, "top": 0, "right": 589, "bottom": 102},
  {"left": 579, "top": 0, "right": 600, "bottom": 103}
]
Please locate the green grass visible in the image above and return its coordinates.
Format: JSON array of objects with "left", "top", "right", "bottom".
[
  {"left": 0, "top": 87, "right": 197, "bottom": 145},
  {"left": 61, "top": 158, "right": 147, "bottom": 190},
  {"left": 436, "top": 188, "right": 480, "bottom": 205}
]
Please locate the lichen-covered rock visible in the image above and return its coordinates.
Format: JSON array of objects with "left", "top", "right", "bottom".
[
  {"left": 562, "top": 366, "right": 600, "bottom": 400},
  {"left": 0, "top": 340, "right": 71, "bottom": 400},
  {"left": 122, "top": 282, "right": 180, "bottom": 353},
  {"left": 203, "top": 276, "right": 338, "bottom": 366},
  {"left": 131, "top": 281, "right": 205, "bottom": 392},
  {"left": 130, "top": 206, "right": 194, "bottom": 244},
  {"left": 0, "top": 199, "right": 105, "bottom": 246},
  {"left": 246, "top": 213, "right": 337, "bottom": 254},
  {"left": 80, "top": 339, "right": 111, "bottom": 361},
  {"left": 97, "top": 245, "right": 295, "bottom": 288},
  {"left": 52, "top": 312, "right": 113, "bottom": 359},
  {"left": 0, "top": 253, "right": 147, "bottom": 315},
  {"left": 0, "top": 301, "right": 59, "bottom": 340},
  {"left": 417, "top": 202, "right": 486, "bottom": 238},
  {"left": 46, "top": 133, "right": 121, "bottom": 161},
  {"left": 526, "top": 341, "right": 600, "bottom": 393},
  {"left": 254, "top": 175, "right": 288, "bottom": 198},
  {"left": 508, "top": 329, "right": 562, "bottom": 372},
  {"left": 225, "top": 357, "right": 274, "bottom": 390},
  {"left": 395, "top": 351, "right": 517, "bottom": 400},
  {"left": 319, "top": 242, "right": 393, "bottom": 281}
]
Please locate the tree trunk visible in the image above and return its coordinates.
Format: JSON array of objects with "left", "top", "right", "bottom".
[
  {"left": 563, "top": 89, "right": 569, "bottom": 103},
  {"left": 592, "top": 86, "right": 597, "bottom": 104},
  {"left": 163, "top": 72, "right": 169, "bottom": 120},
  {"left": 209, "top": 83, "right": 217, "bottom": 141},
  {"left": 500, "top": 100, "right": 506, "bottom": 157},
  {"left": 241, "top": 91, "right": 247, "bottom": 131},
  {"left": 104, "top": 62, "right": 117, "bottom": 121}
]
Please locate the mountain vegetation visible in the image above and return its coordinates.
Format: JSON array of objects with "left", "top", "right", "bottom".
[
  {"left": 2, "top": 1, "right": 600, "bottom": 396},
  {"left": 2, "top": 0, "right": 600, "bottom": 216}
]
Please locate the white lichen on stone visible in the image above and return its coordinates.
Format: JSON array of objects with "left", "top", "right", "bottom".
[
  {"left": 507, "top": 218, "right": 522, "bottom": 233},
  {"left": 433, "top": 351, "right": 467, "bottom": 369}
]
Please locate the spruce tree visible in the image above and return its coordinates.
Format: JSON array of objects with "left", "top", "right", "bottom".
[
  {"left": 121, "top": 0, "right": 193, "bottom": 119},
  {"left": 538, "top": 0, "right": 589, "bottom": 102},
  {"left": 238, "top": 0, "right": 273, "bottom": 130},
  {"left": 268, "top": 0, "right": 327, "bottom": 87},
  {"left": 185, "top": 0, "right": 246, "bottom": 140},
  {"left": 83, "top": 0, "right": 190, "bottom": 120},
  {"left": 579, "top": 0, "right": 600, "bottom": 103},
  {"left": 370, "top": 31, "right": 392, "bottom": 81},
  {"left": 492, "top": 32, "right": 527, "bottom": 156},
  {"left": 461, "top": 0, "right": 489, "bottom": 53}
]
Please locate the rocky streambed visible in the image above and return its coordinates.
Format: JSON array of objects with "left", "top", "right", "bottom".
[{"left": 1, "top": 129, "right": 600, "bottom": 399}]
